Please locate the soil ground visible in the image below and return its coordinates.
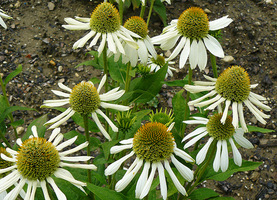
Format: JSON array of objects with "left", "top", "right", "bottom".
[{"left": 0, "top": 0, "right": 276, "bottom": 199}]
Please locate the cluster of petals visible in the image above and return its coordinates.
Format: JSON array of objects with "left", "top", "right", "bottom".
[
  {"left": 105, "top": 138, "right": 194, "bottom": 200},
  {"left": 151, "top": 16, "right": 233, "bottom": 70},
  {"left": 147, "top": 54, "right": 176, "bottom": 78},
  {"left": 184, "top": 75, "right": 271, "bottom": 132},
  {"left": 0, "top": 126, "right": 97, "bottom": 200},
  {"left": 43, "top": 75, "right": 129, "bottom": 141},
  {"left": 183, "top": 117, "right": 254, "bottom": 172},
  {"left": 62, "top": 16, "right": 139, "bottom": 56}
]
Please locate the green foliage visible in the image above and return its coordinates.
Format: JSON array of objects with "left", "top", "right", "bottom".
[
  {"left": 153, "top": 0, "right": 167, "bottom": 26},
  {"left": 3, "top": 65, "right": 22, "bottom": 86},
  {"left": 189, "top": 188, "right": 219, "bottom": 200},
  {"left": 247, "top": 125, "right": 274, "bottom": 133}
]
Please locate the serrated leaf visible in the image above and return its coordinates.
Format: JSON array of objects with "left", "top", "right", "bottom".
[
  {"left": 87, "top": 183, "right": 128, "bottom": 200},
  {"left": 189, "top": 188, "right": 219, "bottom": 200},
  {"left": 4, "top": 65, "right": 22, "bottom": 86}
]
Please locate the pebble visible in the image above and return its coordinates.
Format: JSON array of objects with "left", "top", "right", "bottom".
[
  {"left": 77, "top": 126, "right": 85, "bottom": 133},
  {"left": 16, "top": 127, "right": 25, "bottom": 135},
  {"left": 222, "top": 55, "right": 234, "bottom": 62},
  {"left": 49, "top": 60, "right": 56, "bottom": 66},
  {"left": 58, "top": 66, "right": 63, "bottom": 72},
  {"left": 204, "top": 8, "right": 212, "bottom": 14},
  {"left": 250, "top": 171, "right": 260, "bottom": 181},
  {"left": 48, "top": 2, "right": 55, "bottom": 11}
]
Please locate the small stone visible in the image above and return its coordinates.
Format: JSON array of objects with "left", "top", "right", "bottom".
[
  {"left": 165, "top": 50, "right": 171, "bottom": 58},
  {"left": 14, "top": 1, "right": 21, "bottom": 8},
  {"left": 58, "top": 78, "right": 65, "bottom": 83},
  {"left": 49, "top": 60, "right": 56, "bottom": 66},
  {"left": 250, "top": 171, "right": 260, "bottom": 181},
  {"left": 204, "top": 8, "right": 212, "bottom": 14},
  {"left": 222, "top": 55, "right": 234, "bottom": 62},
  {"left": 77, "top": 126, "right": 85, "bottom": 133},
  {"left": 250, "top": 116, "right": 258, "bottom": 124},
  {"left": 16, "top": 127, "right": 25, "bottom": 135},
  {"left": 58, "top": 66, "right": 63, "bottom": 72},
  {"left": 75, "top": 73, "right": 79, "bottom": 77},
  {"left": 48, "top": 2, "right": 55, "bottom": 11},
  {"left": 254, "top": 21, "right": 261, "bottom": 26}
]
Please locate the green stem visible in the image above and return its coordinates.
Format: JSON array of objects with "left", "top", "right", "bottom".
[
  {"left": 146, "top": 0, "right": 155, "bottom": 27},
  {"left": 83, "top": 114, "right": 92, "bottom": 183},
  {"left": 181, "top": 67, "right": 193, "bottom": 137},
  {"left": 0, "top": 75, "right": 18, "bottom": 139},
  {"left": 119, "top": 0, "right": 124, "bottom": 25},
  {"left": 123, "top": 62, "right": 131, "bottom": 106},
  {"left": 140, "top": 4, "right": 146, "bottom": 18},
  {"left": 103, "top": 44, "right": 108, "bottom": 93},
  {"left": 210, "top": 54, "right": 218, "bottom": 78}
]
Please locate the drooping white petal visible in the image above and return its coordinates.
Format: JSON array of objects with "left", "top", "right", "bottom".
[
  {"left": 136, "top": 162, "right": 151, "bottom": 199},
  {"left": 249, "top": 91, "right": 266, "bottom": 101},
  {"left": 229, "top": 138, "right": 242, "bottom": 166},
  {"left": 60, "top": 155, "right": 91, "bottom": 162},
  {"left": 161, "top": 34, "right": 181, "bottom": 50},
  {"left": 44, "top": 108, "right": 74, "bottom": 126},
  {"left": 164, "top": 160, "right": 187, "bottom": 196},
  {"left": 100, "top": 89, "right": 125, "bottom": 101},
  {"left": 173, "top": 147, "right": 195, "bottom": 163},
  {"left": 137, "top": 39, "right": 148, "bottom": 65},
  {"left": 144, "top": 36, "right": 157, "bottom": 59},
  {"left": 182, "top": 127, "right": 207, "bottom": 142},
  {"left": 46, "top": 177, "right": 67, "bottom": 200},
  {"left": 31, "top": 126, "right": 38, "bottom": 137},
  {"left": 209, "top": 16, "right": 233, "bottom": 31},
  {"left": 51, "top": 90, "right": 71, "bottom": 98},
  {"left": 205, "top": 97, "right": 226, "bottom": 110},
  {"left": 56, "top": 136, "right": 77, "bottom": 151},
  {"left": 168, "top": 37, "right": 186, "bottom": 60},
  {"left": 58, "top": 82, "right": 72, "bottom": 93},
  {"left": 52, "top": 133, "right": 64, "bottom": 146},
  {"left": 98, "top": 33, "right": 107, "bottom": 56},
  {"left": 100, "top": 102, "right": 130, "bottom": 111},
  {"left": 233, "top": 129, "right": 254, "bottom": 149},
  {"left": 91, "top": 112, "right": 112, "bottom": 141},
  {"left": 140, "top": 163, "right": 158, "bottom": 199},
  {"left": 110, "top": 144, "right": 133, "bottom": 154},
  {"left": 89, "top": 32, "right": 101, "bottom": 47},
  {"left": 95, "top": 109, "right": 118, "bottom": 132},
  {"left": 203, "top": 35, "right": 224, "bottom": 58},
  {"left": 59, "top": 142, "right": 88, "bottom": 156},
  {"left": 244, "top": 100, "right": 267, "bottom": 124},
  {"left": 189, "top": 40, "right": 199, "bottom": 69},
  {"left": 187, "top": 90, "right": 217, "bottom": 105},
  {"left": 73, "top": 31, "right": 96, "bottom": 49},
  {"left": 105, "top": 151, "right": 135, "bottom": 176},
  {"left": 157, "top": 162, "right": 167, "bottom": 200},
  {"left": 107, "top": 33, "right": 117, "bottom": 54},
  {"left": 184, "top": 131, "right": 208, "bottom": 149},
  {"left": 112, "top": 32, "right": 125, "bottom": 54},
  {"left": 171, "top": 155, "right": 193, "bottom": 181},
  {"left": 196, "top": 137, "right": 214, "bottom": 165},
  {"left": 197, "top": 39, "right": 208, "bottom": 71},
  {"left": 238, "top": 103, "right": 248, "bottom": 132},
  {"left": 220, "top": 140, "right": 229, "bottom": 172},
  {"left": 248, "top": 96, "right": 271, "bottom": 111},
  {"left": 97, "top": 75, "right": 106, "bottom": 93},
  {"left": 41, "top": 181, "right": 51, "bottom": 200},
  {"left": 0, "top": 171, "right": 21, "bottom": 193},
  {"left": 60, "top": 162, "right": 97, "bottom": 170},
  {"left": 195, "top": 94, "right": 221, "bottom": 107},
  {"left": 30, "top": 181, "right": 37, "bottom": 200},
  {"left": 184, "top": 85, "right": 215, "bottom": 93},
  {"left": 213, "top": 140, "right": 222, "bottom": 172},
  {"left": 54, "top": 168, "right": 86, "bottom": 186},
  {"left": 179, "top": 37, "right": 190, "bottom": 69},
  {"left": 0, "top": 164, "right": 16, "bottom": 174},
  {"left": 4, "top": 178, "right": 26, "bottom": 200},
  {"left": 74, "top": 16, "right": 90, "bottom": 23},
  {"left": 43, "top": 99, "right": 70, "bottom": 107},
  {"left": 232, "top": 102, "right": 239, "bottom": 128},
  {"left": 24, "top": 181, "right": 32, "bottom": 200},
  {"left": 48, "top": 128, "right": 61, "bottom": 143},
  {"left": 221, "top": 100, "right": 231, "bottom": 124},
  {"left": 115, "top": 159, "right": 143, "bottom": 192}
]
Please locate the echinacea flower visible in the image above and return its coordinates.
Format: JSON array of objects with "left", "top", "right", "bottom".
[
  {"left": 183, "top": 114, "right": 254, "bottom": 172},
  {"left": 113, "top": 16, "right": 157, "bottom": 67},
  {"left": 105, "top": 122, "right": 194, "bottom": 200},
  {"left": 62, "top": 2, "right": 138, "bottom": 55},
  {"left": 0, "top": 9, "right": 12, "bottom": 29},
  {"left": 0, "top": 126, "right": 97, "bottom": 200},
  {"left": 148, "top": 54, "right": 176, "bottom": 78},
  {"left": 184, "top": 66, "right": 271, "bottom": 132},
  {"left": 152, "top": 7, "right": 233, "bottom": 70},
  {"left": 42, "top": 75, "right": 129, "bottom": 141}
]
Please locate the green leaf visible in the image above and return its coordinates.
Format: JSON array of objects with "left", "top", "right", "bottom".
[
  {"left": 23, "top": 114, "right": 48, "bottom": 140},
  {"left": 163, "top": 78, "right": 188, "bottom": 87},
  {"left": 0, "top": 106, "right": 36, "bottom": 123},
  {"left": 127, "top": 63, "right": 168, "bottom": 103},
  {"left": 76, "top": 51, "right": 103, "bottom": 69},
  {"left": 189, "top": 188, "right": 219, "bottom": 200},
  {"left": 87, "top": 183, "right": 128, "bottom": 200},
  {"left": 108, "top": 55, "right": 128, "bottom": 84},
  {"left": 211, "top": 197, "right": 235, "bottom": 200},
  {"left": 0, "top": 95, "right": 8, "bottom": 113},
  {"left": 247, "top": 125, "right": 274, "bottom": 133},
  {"left": 172, "top": 90, "right": 187, "bottom": 133},
  {"left": 204, "top": 159, "right": 262, "bottom": 181},
  {"left": 101, "top": 140, "right": 120, "bottom": 160},
  {"left": 4, "top": 65, "right": 22, "bottom": 86},
  {"left": 153, "top": 0, "right": 167, "bottom": 26},
  {"left": 9, "top": 119, "right": 24, "bottom": 127}
]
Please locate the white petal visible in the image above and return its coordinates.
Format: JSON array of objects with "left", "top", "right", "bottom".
[
  {"left": 112, "top": 32, "right": 125, "bottom": 54},
  {"left": 43, "top": 99, "right": 69, "bottom": 107},
  {"left": 220, "top": 140, "right": 229, "bottom": 172},
  {"left": 60, "top": 155, "right": 91, "bottom": 162},
  {"left": 30, "top": 181, "right": 37, "bottom": 200},
  {"left": 197, "top": 39, "right": 207, "bottom": 71},
  {"left": 184, "top": 131, "right": 208, "bottom": 149},
  {"left": 0, "top": 171, "right": 21, "bottom": 193},
  {"left": 91, "top": 112, "right": 112, "bottom": 141},
  {"left": 213, "top": 140, "right": 222, "bottom": 172},
  {"left": 6, "top": 148, "right": 18, "bottom": 155},
  {"left": 1, "top": 153, "right": 16, "bottom": 162},
  {"left": 171, "top": 155, "right": 193, "bottom": 182},
  {"left": 196, "top": 137, "right": 214, "bottom": 165},
  {"left": 4, "top": 178, "right": 26, "bottom": 200},
  {"left": 157, "top": 162, "right": 167, "bottom": 200},
  {"left": 137, "top": 40, "right": 148, "bottom": 65},
  {"left": 0, "top": 164, "right": 16, "bottom": 174},
  {"left": 229, "top": 138, "right": 242, "bottom": 166},
  {"left": 187, "top": 90, "right": 217, "bottom": 105},
  {"left": 238, "top": 103, "right": 248, "bottom": 132},
  {"left": 89, "top": 32, "right": 101, "bottom": 47},
  {"left": 205, "top": 97, "right": 226, "bottom": 110},
  {"left": 183, "top": 119, "right": 208, "bottom": 125},
  {"left": 100, "top": 90, "right": 125, "bottom": 101},
  {"left": 195, "top": 94, "right": 221, "bottom": 107},
  {"left": 59, "top": 142, "right": 88, "bottom": 156},
  {"left": 60, "top": 162, "right": 97, "bottom": 170},
  {"left": 184, "top": 85, "right": 215, "bottom": 93},
  {"left": 232, "top": 102, "right": 239, "bottom": 129},
  {"left": 107, "top": 33, "right": 117, "bottom": 54},
  {"left": 140, "top": 163, "right": 157, "bottom": 199},
  {"left": 209, "top": 16, "right": 233, "bottom": 31},
  {"left": 41, "top": 181, "right": 51, "bottom": 200},
  {"left": 244, "top": 100, "right": 268, "bottom": 124},
  {"left": 74, "top": 16, "right": 90, "bottom": 23},
  {"left": 98, "top": 33, "right": 107, "bottom": 56},
  {"left": 54, "top": 168, "right": 86, "bottom": 186},
  {"left": 233, "top": 129, "right": 254, "bottom": 149},
  {"left": 248, "top": 96, "right": 271, "bottom": 111},
  {"left": 249, "top": 91, "right": 266, "bottom": 101},
  {"left": 105, "top": 151, "right": 135, "bottom": 176},
  {"left": 164, "top": 160, "right": 187, "bottom": 196},
  {"left": 161, "top": 34, "right": 181, "bottom": 50},
  {"left": 95, "top": 109, "right": 118, "bottom": 132},
  {"left": 189, "top": 40, "right": 198, "bottom": 69},
  {"left": 48, "top": 128, "right": 61, "bottom": 143},
  {"left": 97, "top": 74, "right": 107, "bottom": 93},
  {"left": 0, "top": 17, "right": 7, "bottom": 29},
  {"left": 56, "top": 136, "right": 77, "bottom": 151},
  {"left": 135, "top": 162, "right": 150, "bottom": 199},
  {"left": 110, "top": 144, "right": 133, "bottom": 154},
  {"left": 51, "top": 90, "right": 70, "bottom": 98},
  {"left": 100, "top": 102, "right": 130, "bottom": 111},
  {"left": 46, "top": 177, "right": 67, "bottom": 200},
  {"left": 58, "top": 82, "right": 72, "bottom": 93},
  {"left": 144, "top": 36, "right": 157, "bottom": 59},
  {"left": 119, "top": 138, "right": 134, "bottom": 144},
  {"left": 179, "top": 37, "right": 190, "bottom": 69},
  {"left": 221, "top": 100, "right": 231, "bottom": 124},
  {"left": 182, "top": 127, "right": 207, "bottom": 142},
  {"left": 73, "top": 31, "right": 95, "bottom": 49},
  {"left": 173, "top": 147, "right": 195, "bottom": 163},
  {"left": 203, "top": 35, "right": 224, "bottom": 58},
  {"left": 168, "top": 36, "right": 186, "bottom": 60},
  {"left": 24, "top": 181, "right": 32, "bottom": 200},
  {"left": 31, "top": 126, "right": 38, "bottom": 137},
  {"left": 52, "top": 133, "right": 64, "bottom": 146},
  {"left": 44, "top": 108, "right": 74, "bottom": 126}
]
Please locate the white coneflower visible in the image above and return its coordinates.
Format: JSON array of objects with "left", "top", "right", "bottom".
[
  {"left": 42, "top": 75, "right": 129, "bottom": 141},
  {"left": 183, "top": 114, "right": 254, "bottom": 172},
  {"left": 0, "top": 126, "right": 97, "bottom": 200},
  {"left": 184, "top": 66, "right": 271, "bottom": 132},
  {"left": 152, "top": 7, "right": 233, "bottom": 70},
  {"left": 62, "top": 2, "right": 138, "bottom": 55},
  {"left": 148, "top": 54, "right": 176, "bottom": 78},
  {"left": 113, "top": 16, "right": 157, "bottom": 67},
  {"left": 105, "top": 122, "right": 194, "bottom": 200},
  {"left": 0, "top": 9, "right": 12, "bottom": 29}
]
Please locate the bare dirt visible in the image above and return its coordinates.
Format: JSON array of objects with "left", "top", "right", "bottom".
[{"left": 0, "top": 0, "right": 276, "bottom": 199}]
